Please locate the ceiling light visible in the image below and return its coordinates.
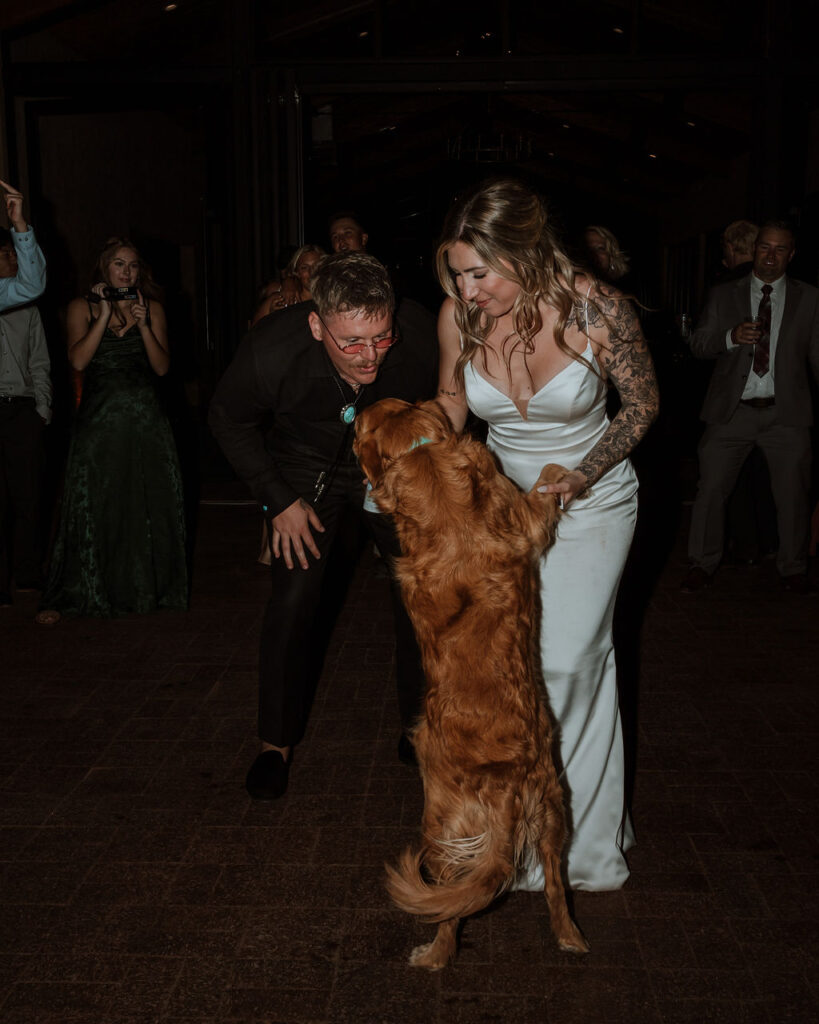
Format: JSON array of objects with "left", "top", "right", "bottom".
[
  {"left": 359, "top": 30, "right": 368, "bottom": 38},
  {"left": 613, "top": 26, "right": 624, "bottom": 35},
  {"left": 686, "top": 120, "right": 696, "bottom": 127},
  {"left": 648, "top": 153, "right": 657, "bottom": 159},
  {"left": 164, "top": 2, "right": 177, "bottom": 10}
]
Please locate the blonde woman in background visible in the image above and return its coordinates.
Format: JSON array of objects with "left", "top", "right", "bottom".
[{"left": 252, "top": 244, "right": 326, "bottom": 327}]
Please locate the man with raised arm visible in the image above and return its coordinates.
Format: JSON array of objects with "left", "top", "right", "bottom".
[{"left": 0, "top": 180, "right": 46, "bottom": 312}]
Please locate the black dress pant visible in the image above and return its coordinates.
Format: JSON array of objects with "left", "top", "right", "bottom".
[
  {"left": 724, "top": 446, "right": 778, "bottom": 561},
  {"left": 0, "top": 397, "right": 45, "bottom": 593},
  {"left": 257, "top": 452, "right": 425, "bottom": 747},
  {"left": 688, "top": 406, "right": 811, "bottom": 576}
]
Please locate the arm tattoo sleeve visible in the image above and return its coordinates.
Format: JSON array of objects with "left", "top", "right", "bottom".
[{"left": 576, "top": 294, "right": 660, "bottom": 488}]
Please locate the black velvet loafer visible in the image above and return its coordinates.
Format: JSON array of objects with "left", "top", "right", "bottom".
[{"left": 245, "top": 749, "right": 291, "bottom": 800}]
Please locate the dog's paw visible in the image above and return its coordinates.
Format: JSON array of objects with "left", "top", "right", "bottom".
[
  {"left": 558, "top": 929, "right": 590, "bottom": 955},
  {"left": 408, "top": 941, "right": 449, "bottom": 971},
  {"left": 532, "top": 463, "right": 569, "bottom": 489}
]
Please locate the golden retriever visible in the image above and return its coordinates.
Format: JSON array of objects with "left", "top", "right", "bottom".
[{"left": 353, "top": 398, "right": 588, "bottom": 970}]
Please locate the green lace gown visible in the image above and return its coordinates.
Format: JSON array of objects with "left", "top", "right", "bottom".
[{"left": 42, "top": 324, "right": 188, "bottom": 617}]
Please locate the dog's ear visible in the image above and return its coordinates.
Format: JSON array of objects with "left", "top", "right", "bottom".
[
  {"left": 354, "top": 398, "right": 413, "bottom": 487},
  {"left": 380, "top": 444, "right": 447, "bottom": 534},
  {"left": 355, "top": 435, "right": 386, "bottom": 489}
]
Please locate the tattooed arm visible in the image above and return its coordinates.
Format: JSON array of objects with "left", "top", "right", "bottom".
[{"left": 538, "top": 286, "right": 659, "bottom": 507}]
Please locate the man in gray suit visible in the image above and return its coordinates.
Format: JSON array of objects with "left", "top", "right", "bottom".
[{"left": 681, "top": 220, "right": 819, "bottom": 594}]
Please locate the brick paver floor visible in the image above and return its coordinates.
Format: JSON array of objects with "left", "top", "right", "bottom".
[{"left": 1, "top": 477, "right": 816, "bottom": 1023}]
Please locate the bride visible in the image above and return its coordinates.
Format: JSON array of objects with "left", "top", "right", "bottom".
[{"left": 434, "top": 179, "right": 658, "bottom": 890}]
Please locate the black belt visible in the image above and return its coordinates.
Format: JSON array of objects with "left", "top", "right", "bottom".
[
  {"left": 740, "top": 397, "right": 775, "bottom": 409},
  {"left": 0, "top": 395, "right": 33, "bottom": 404}
]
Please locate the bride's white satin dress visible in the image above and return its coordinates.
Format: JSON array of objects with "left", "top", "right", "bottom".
[{"left": 464, "top": 344, "right": 637, "bottom": 891}]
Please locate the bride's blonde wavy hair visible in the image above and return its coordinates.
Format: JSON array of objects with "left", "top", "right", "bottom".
[{"left": 435, "top": 179, "right": 599, "bottom": 388}]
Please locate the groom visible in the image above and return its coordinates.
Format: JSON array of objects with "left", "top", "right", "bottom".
[{"left": 209, "top": 251, "right": 437, "bottom": 798}]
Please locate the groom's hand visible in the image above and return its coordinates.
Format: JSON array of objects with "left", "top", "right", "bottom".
[{"left": 271, "top": 498, "right": 326, "bottom": 570}]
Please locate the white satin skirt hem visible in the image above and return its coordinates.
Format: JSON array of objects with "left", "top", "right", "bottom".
[{"left": 527, "top": 487, "right": 637, "bottom": 892}]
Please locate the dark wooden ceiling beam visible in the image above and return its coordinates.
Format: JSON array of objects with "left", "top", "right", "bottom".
[
  {"left": 0, "top": 0, "right": 100, "bottom": 33},
  {"left": 10, "top": 53, "right": 807, "bottom": 97},
  {"left": 289, "top": 55, "right": 794, "bottom": 93},
  {"left": 9, "top": 62, "right": 232, "bottom": 94}
]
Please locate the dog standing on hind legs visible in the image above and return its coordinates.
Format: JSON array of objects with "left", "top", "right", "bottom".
[{"left": 353, "top": 398, "right": 589, "bottom": 970}]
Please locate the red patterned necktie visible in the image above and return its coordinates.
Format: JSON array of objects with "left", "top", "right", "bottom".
[{"left": 753, "top": 284, "right": 773, "bottom": 377}]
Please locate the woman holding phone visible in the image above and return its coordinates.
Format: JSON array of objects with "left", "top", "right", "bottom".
[{"left": 37, "top": 237, "right": 187, "bottom": 622}]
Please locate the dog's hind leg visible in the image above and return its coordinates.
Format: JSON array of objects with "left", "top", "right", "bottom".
[
  {"left": 408, "top": 917, "right": 459, "bottom": 970},
  {"left": 537, "top": 829, "right": 589, "bottom": 954}
]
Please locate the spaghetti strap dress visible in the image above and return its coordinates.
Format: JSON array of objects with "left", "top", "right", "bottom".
[
  {"left": 41, "top": 317, "right": 188, "bottom": 617},
  {"left": 463, "top": 339, "right": 637, "bottom": 891}
]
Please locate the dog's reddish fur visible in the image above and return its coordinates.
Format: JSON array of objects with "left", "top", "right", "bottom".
[{"left": 353, "top": 398, "right": 588, "bottom": 970}]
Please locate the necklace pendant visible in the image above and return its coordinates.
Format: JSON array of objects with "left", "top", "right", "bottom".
[{"left": 340, "top": 403, "right": 357, "bottom": 425}]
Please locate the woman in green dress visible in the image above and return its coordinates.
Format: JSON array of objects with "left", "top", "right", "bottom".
[{"left": 37, "top": 238, "right": 188, "bottom": 622}]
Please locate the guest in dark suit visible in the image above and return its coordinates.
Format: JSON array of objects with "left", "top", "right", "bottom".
[
  {"left": 681, "top": 221, "right": 819, "bottom": 594},
  {"left": 209, "top": 251, "right": 438, "bottom": 799},
  {"left": 716, "top": 219, "right": 778, "bottom": 564}
]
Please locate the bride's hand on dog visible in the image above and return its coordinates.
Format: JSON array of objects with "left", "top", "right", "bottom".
[
  {"left": 271, "top": 498, "right": 325, "bottom": 569},
  {"left": 537, "top": 469, "right": 589, "bottom": 510}
]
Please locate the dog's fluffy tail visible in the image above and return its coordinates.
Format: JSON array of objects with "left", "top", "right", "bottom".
[{"left": 385, "top": 829, "right": 514, "bottom": 923}]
